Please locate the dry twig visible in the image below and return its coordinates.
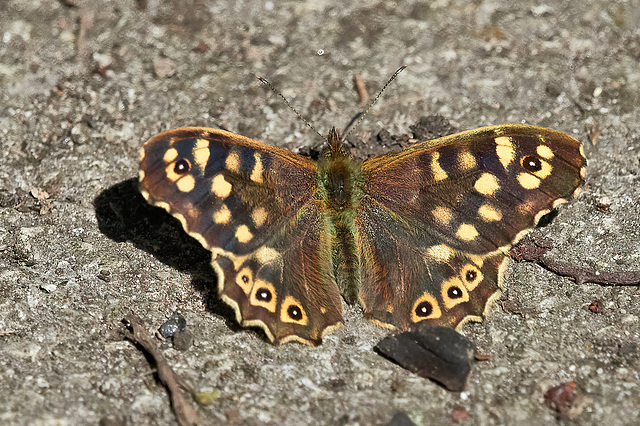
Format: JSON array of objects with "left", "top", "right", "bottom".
[
  {"left": 123, "top": 315, "right": 201, "bottom": 426},
  {"left": 511, "top": 237, "right": 640, "bottom": 286}
]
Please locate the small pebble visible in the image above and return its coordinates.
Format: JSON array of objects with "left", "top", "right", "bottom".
[{"left": 158, "top": 313, "right": 186, "bottom": 338}]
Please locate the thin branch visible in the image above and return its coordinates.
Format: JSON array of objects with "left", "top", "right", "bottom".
[
  {"left": 123, "top": 314, "right": 201, "bottom": 426},
  {"left": 511, "top": 237, "right": 640, "bottom": 286}
]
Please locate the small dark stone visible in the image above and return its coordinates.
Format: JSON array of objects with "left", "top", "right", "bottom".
[
  {"left": 158, "top": 313, "right": 187, "bottom": 338},
  {"left": 172, "top": 329, "right": 194, "bottom": 351},
  {"left": 451, "top": 406, "right": 470, "bottom": 422},
  {"left": 387, "top": 411, "right": 417, "bottom": 426},
  {"left": 98, "top": 416, "right": 127, "bottom": 426},
  {"left": 326, "top": 378, "right": 346, "bottom": 390},
  {"left": 376, "top": 128, "right": 392, "bottom": 145},
  {"left": 375, "top": 323, "right": 476, "bottom": 392}
]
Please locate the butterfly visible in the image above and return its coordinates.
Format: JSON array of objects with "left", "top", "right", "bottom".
[{"left": 139, "top": 123, "right": 586, "bottom": 345}]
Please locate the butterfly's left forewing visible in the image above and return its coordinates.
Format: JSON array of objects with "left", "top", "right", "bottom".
[
  {"left": 140, "top": 127, "right": 343, "bottom": 344},
  {"left": 357, "top": 125, "right": 586, "bottom": 330}
]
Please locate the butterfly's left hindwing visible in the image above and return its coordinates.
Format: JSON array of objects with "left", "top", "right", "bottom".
[
  {"left": 357, "top": 125, "right": 586, "bottom": 330},
  {"left": 215, "top": 201, "right": 343, "bottom": 345},
  {"left": 140, "top": 127, "right": 343, "bottom": 345}
]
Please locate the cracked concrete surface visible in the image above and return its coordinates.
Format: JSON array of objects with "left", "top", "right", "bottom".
[{"left": 1, "top": 0, "right": 639, "bottom": 424}]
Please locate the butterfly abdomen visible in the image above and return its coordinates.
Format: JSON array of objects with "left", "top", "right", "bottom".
[{"left": 316, "top": 148, "right": 367, "bottom": 305}]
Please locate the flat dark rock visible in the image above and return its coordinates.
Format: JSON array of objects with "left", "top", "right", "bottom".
[{"left": 376, "top": 324, "right": 476, "bottom": 392}]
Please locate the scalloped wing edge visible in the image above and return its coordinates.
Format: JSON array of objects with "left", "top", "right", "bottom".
[{"left": 139, "top": 188, "right": 345, "bottom": 345}]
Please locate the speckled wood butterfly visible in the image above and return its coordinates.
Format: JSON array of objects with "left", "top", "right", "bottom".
[{"left": 139, "top": 123, "right": 585, "bottom": 345}]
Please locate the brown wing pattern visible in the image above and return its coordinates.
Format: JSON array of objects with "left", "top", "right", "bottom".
[
  {"left": 140, "top": 127, "right": 343, "bottom": 344},
  {"left": 357, "top": 125, "right": 586, "bottom": 329}
]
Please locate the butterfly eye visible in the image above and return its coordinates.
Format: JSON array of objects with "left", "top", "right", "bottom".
[
  {"left": 241, "top": 274, "right": 250, "bottom": 283},
  {"left": 415, "top": 301, "right": 433, "bottom": 318},
  {"left": 465, "top": 270, "right": 477, "bottom": 281},
  {"left": 255, "top": 287, "right": 272, "bottom": 302},
  {"left": 287, "top": 305, "right": 303, "bottom": 321},
  {"left": 174, "top": 159, "right": 191, "bottom": 174},
  {"left": 447, "top": 286, "right": 463, "bottom": 299},
  {"left": 522, "top": 156, "right": 542, "bottom": 172}
]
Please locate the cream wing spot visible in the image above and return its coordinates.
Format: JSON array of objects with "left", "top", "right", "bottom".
[
  {"left": 211, "top": 174, "right": 233, "bottom": 197},
  {"left": 432, "top": 206, "right": 453, "bottom": 225},
  {"left": 478, "top": 204, "right": 502, "bottom": 222},
  {"left": 254, "top": 246, "right": 281, "bottom": 264},
  {"left": 495, "top": 136, "right": 515, "bottom": 169},
  {"left": 213, "top": 204, "right": 231, "bottom": 224},
  {"left": 431, "top": 152, "right": 448, "bottom": 181},
  {"left": 251, "top": 207, "right": 268, "bottom": 227},
  {"left": 425, "top": 244, "right": 454, "bottom": 262},
  {"left": 517, "top": 172, "right": 541, "bottom": 189},
  {"left": 535, "top": 160, "right": 553, "bottom": 179},
  {"left": 411, "top": 293, "right": 442, "bottom": 323},
  {"left": 176, "top": 175, "right": 196, "bottom": 192},
  {"left": 536, "top": 144, "right": 554, "bottom": 159},
  {"left": 456, "top": 224, "right": 479, "bottom": 241},
  {"left": 281, "top": 296, "right": 308, "bottom": 325},
  {"left": 250, "top": 152, "right": 264, "bottom": 183},
  {"left": 457, "top": 150, "right": 476, "bottom": 170},
  {"left": 250, "top": 280, "right": 277, "bottom": 313},
  {"left": 192, "top": 139, "right": 210, "bottom": 170},
  {"left": 516, "top": 201, "right": 536, "bottom": 216},
  {"left": 166, "top": 162, "right": 184, "bottom": 181},
  {"left": 235, "top": 225, "right": 253, "bottom": 243},
  {"left": 460, "top": 264, "right": 483, "bottom": 291},
  {"left": 225, "top": 150, "right": 241, "bottom": 173},
  {"left": 163, "top": 148, "right": 178, "bottom": 163},
  {"left": 474, "top": 173, "right": 499, "bottom": 196},
  {"left": 236, "top": 267, "right": 253, "bottom": 294},
  {"left": 139, "top": 188, "right": 150, "bottom": 200}
]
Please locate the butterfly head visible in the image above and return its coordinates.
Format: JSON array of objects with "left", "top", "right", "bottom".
[
  {"left": 317, "top": 127, "right": 365, "bottom": 213},
  {"left": 322, "top": 127, "right": 350, "bottom": 160}
]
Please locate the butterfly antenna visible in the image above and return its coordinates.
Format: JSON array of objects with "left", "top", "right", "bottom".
[
  {"left": 256, "top": 76, "right": 326, "bottom": 142},
  {"left": 343, "top": 65, "right": 407, "bottom": 141}
]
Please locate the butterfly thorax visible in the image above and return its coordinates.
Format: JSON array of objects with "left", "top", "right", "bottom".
[{"left": 316, "top": 128, "right": 365, "bottom": 216}]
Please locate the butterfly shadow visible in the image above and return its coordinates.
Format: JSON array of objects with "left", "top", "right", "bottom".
[{"left": 93, "top": 178, "right": 246, "bottom": 334}]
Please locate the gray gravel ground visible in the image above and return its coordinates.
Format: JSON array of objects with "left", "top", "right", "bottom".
[{"left": 1, "top": 0, "right": 639, "bottom": 424}]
